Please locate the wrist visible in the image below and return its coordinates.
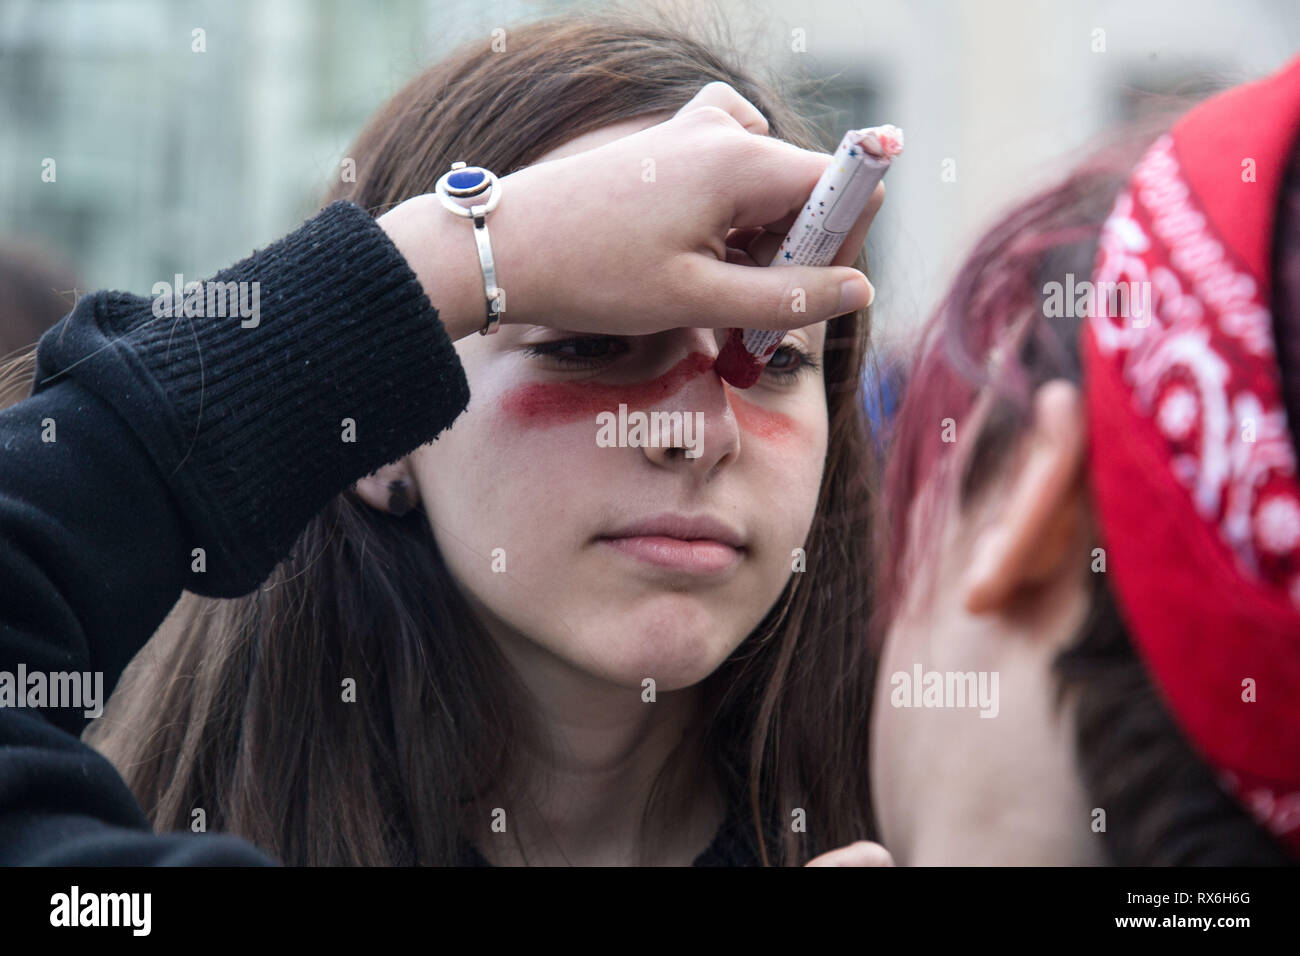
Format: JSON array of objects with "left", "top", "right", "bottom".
[
  {"left": 379, "top": 165, "right": 559, "bottom": 342},
  {"left": 378, "top": 194, "right": 488, "bottom": 342}
]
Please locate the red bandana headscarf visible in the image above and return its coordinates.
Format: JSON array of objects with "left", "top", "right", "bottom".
[{"left": 1084, "top": 53, "right": 1300, "bottom": 856}]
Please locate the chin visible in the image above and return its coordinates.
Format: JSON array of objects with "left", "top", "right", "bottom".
[{"left": 586, "top": 606, "right": 747, "bottom": 692}]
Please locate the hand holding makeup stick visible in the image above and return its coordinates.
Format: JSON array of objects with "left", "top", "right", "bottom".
[
  {"left": 378, "top": 81, "right": 882, "bottom": 344},
  {"left": 804, "top": 840, "right": 895, "bottom": 866}
]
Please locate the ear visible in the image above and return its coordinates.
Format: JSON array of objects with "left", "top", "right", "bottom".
[
  {"left": 963, "top": 380, "right": 1087, "bottom": 615},
  {"left": 353, "top": 458, "right": 421, "bottom": 516}
]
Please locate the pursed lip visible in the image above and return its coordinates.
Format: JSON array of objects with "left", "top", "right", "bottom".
[{"left": 597, "top": 513, "right": 747, "bottom": 574}]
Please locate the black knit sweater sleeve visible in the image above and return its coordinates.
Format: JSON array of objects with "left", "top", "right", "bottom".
[{"left": 0, "top": 200, "right": 470, "bottom": 864}]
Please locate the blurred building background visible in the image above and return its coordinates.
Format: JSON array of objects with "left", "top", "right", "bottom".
[{"left": 1, "top": 0, "right": 1297, "bottom": 351}]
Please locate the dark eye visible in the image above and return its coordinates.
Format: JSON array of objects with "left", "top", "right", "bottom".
[
  {"left": 524, "top": 335, "right": 629, "bottom": 369},
  {"left": 764, "top": 344, "right": 821, "bottom": 381}
]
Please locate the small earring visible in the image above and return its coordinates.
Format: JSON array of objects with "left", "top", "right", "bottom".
[{"left": 387, "top": 479, "right": 413, "bottom": 517}]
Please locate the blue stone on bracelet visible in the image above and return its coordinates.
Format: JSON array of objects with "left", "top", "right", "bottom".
[{"left": 449, "top": 169, "right": 486, "bottom": 190}]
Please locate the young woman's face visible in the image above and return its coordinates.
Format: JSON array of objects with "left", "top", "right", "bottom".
[{"left": 407, "top": 116, "right": 830, "bottom": 692}]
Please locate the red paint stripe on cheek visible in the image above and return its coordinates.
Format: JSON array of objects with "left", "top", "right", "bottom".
[
  {"left": 500, "top": 351, "right": 716, "bottom": 425},
  {"left": 499, "top": 350, "right": 797, "bottom": 442},
  {"left": 725, "top": 388, "right": 796, "bottom": 442}
]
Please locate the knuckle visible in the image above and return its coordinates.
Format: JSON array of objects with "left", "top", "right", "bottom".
[
  {"left": 718, "top": 123, "right": 769, "bottom": 168},
  {"left": 690, "top": 103, "right": 734, "bottom": 126},
  {"left": 670, "top": 254, "right": 710, "bottom": 316},
  {"left": 776, "top": 274, "right": 806, "bottom": 324}
]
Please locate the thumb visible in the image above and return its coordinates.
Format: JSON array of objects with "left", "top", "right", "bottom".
[
  {"left": 804, "top": 840, "right": 895, "bottom": 867},
  {"left": 688, "top": 258, "right": 874, "bottom": 330}
]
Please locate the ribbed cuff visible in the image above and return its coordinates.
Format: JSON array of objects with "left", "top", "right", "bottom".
[{"left": 32, "top": 200, "right": 470, "bottom": 596}]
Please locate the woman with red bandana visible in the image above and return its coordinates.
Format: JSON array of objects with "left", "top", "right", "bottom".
[{"left": 871, "top": 55, "right": 1300, "bottom": 864}]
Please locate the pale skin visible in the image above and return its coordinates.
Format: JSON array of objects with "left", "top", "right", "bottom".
[
  {"left": 869, "top": 381, "right": 1109, "bottom": 865},
  {"left": 361, "top": 83, "right": 890, "bottom": 866}
]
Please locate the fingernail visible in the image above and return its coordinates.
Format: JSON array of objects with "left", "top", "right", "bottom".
[{"left": 839, "top": 275, "right": 874, "bottom": 313}]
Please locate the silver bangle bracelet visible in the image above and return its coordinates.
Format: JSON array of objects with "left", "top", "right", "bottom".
[{"left": 434, "top": 161, "right": 504, "bottom": 335}]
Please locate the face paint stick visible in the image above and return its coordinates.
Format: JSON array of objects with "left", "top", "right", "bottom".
[{"left": 714, "top": 124, "right": 903, "bottom": 388}]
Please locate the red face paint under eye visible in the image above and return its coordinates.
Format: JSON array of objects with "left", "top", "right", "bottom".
[
  {"left": 501, "top": 351, "right": 716, "bottom": 425},
  {"left": 726, "top": 387, "right": 796, "bottom": 442},
  {"left": 500, "top": 348, "right": 798, "bottom": 441}
]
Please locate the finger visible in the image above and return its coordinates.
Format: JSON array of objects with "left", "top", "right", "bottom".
[
  {"left": 759, "top": 206, "right": 802, "bottom": 237},
  {"left": 727, "top": 210, "right": 801, "bottom": 268},
  {"left": 681, "top": 256, "right": 874, "bottom": 330},
  {"left": 748, "top": 180, "right": 886, "bottom": 268},
  {"left": 804, "top": 841, "right": 895, "bottom": 867},
  {"left": 728, "top": 139, "right": 841, "bottom": 233},
  {"left": 674, "top": 80, "right": 770, "bottom": 134},
  {"left": 723, "top": 245, "right": 758, "bottom": 267},
  {"left": 724, "top": 226, "right": 766, "bottom": 251},
  {"left": 828, "top": 179, "right": 886, "bottom": 268}
]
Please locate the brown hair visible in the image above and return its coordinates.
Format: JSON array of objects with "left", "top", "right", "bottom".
[
  {"left": 877, "top": 108, "right": 1299, "bottom": 863},
  {"left": 0, "top": 242, "right": 81, "bottom": 409},
  {"left": 85, "top": 8, "right": 880, "bottom": 866}
]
